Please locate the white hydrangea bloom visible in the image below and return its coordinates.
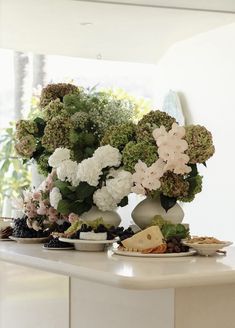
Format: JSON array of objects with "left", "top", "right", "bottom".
[
  {"left": 56, "top": 160, "right": 79, "bottom": 186},
  {"left": 94, "top": 145, "right": 121, "bottom": 168},
  {"left": 106, "top": 170, "right": 132, "bottom": 203},
  {"left": 49, "top": 187, "right": 62, "bottom": 209},
  {"left": 48, "top": 148, "right": 71, "bottom": 168},
  {"left": 93, "top": 186, "right": 117, "bottom": 211},
  {"left": 77, "top": 158, "right": 102, "bottom": 186}
]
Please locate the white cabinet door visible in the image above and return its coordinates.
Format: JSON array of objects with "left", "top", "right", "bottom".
[
  {"left": 0, "top": 261, "right": 69, "bottom": 328},
  {"left": 71, "top": 278, "right": 174, "bottom": 328}
]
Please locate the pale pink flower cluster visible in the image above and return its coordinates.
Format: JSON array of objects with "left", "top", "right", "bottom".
[
  {"left": 153, "top": 123, "right": 191, "bottom": 175},
  {"left": 132, "top": 159, "right": 165, "bottom": 195},
  {"left": 23, "top": 171, "right": 65, "bottom": 229},
  {"left": 132, "top": 123, "right": 191, "bottom": 196}
]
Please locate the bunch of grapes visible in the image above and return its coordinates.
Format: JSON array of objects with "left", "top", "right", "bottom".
[
  {"left": 166, "top": 236, "right": 189, "bottom": 253},
  {"left": 49, "top": 221, "right": 71, "bottom": 234},
  {"left": 13, "top": 217, "right": 50, "bottom": 238},
  {"left": 44, "top": 237, "right": 72, "bottom": 249}
]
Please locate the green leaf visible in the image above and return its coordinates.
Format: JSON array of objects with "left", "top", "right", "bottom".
[
  {"left": 161, "top": 223, "right": 189, "bottom": 240},
  {"left": 75, "top": 182, "right": 96, "bottom": 201},
  {"left": 188, "top": 164, "right": 198, "bottom": 178},
  {"left": 57, "top": 200, "right": 71, "bottom": 215},
  {"left": 1, "top": 159, "right": 10, "bottom": 173},
  {"left": 34, "top": 117, "right": 46, "bottom": 137},
  {"left": 160, "top": 194, "right": 177, "bottom": 212},
  {"left": 202, "top": 162, "right": 207, "bottom": 167},
  {"left": 118, "top": 196, "right": 128, "bottom": 207},
  {"left": 54, "top": 180, "right": 71, "bottom": 191},
  {"left": 70, "top": 201, "right": 92, "bottom": 215}
]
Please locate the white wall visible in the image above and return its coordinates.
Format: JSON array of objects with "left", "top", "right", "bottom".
[{"left": 154, "top": 23, "right": 235, "bottom": 242}]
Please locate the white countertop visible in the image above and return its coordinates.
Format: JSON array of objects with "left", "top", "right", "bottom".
[{"left": 1, "top": 241, "right": 235, "bottom": 290}]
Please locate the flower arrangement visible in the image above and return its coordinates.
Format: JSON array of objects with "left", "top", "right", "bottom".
[
  {"left": 19, "top": 170, "right": 67, "bottom": 230},
  {"left": 102, "top": 110, "right": 215, "bottom": 211},
  {"left": 14, "top": 83, "right": 135, "bottom": 175},
  {"left": 48, "top": 145, "right": 132, "bottom": 215},
  {"left": 17, "top": 144, "right": 133, "bottom": 230}
]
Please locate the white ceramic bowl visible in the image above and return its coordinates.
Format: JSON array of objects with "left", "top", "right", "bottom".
[
  {"left": 182, "top": 241, "right": 233, "bottom": 256},
  {"left": 59, "top": 237, "right": 117, "bottom": 252}
]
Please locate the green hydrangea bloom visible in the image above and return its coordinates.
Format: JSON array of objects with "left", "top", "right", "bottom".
[
  {"left": 15, "top": 135, "right": 37, "bottom": 158},
  {"left": 41, "top": 116, "right": 74, "bottom": 152},
  {"left": 63, "top": 93, "right": 87, "bottom": 115},
  {"left": 15, "top": 120, "right": 38, "bottom": 139},
  {"left": 43, "top": 99, "right": 69, "bottom": 121},
  {"left": 185, "top": 125, "right": 215, "bottom": 164},
  {"left": 122, "top": 141, "right": 158, "bottom": 173},
  {"left": 71, "top": 111, "right": 90, "bottom": 129},
  {"left": 136, "top": 110, "right": 176, "bottom": 144},
  {"left": 101, "top": 122, "right": 136, "bottom": 151},
  {"left": 160, "top": 171, "right": 189, "bottom": 198},
  {"left": 39, "top": 83, "right": 79, "bottom": 108},
  {"left": 180, "top": 174, "right": 203, "bottom": 202}
]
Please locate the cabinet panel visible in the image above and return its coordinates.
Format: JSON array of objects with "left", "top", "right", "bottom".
[
  {"left": 71, "top": 278, "right": 174, "bottom": 328},
  {"left": 0, "top": 261, "right": 69, "bottom": 328}
]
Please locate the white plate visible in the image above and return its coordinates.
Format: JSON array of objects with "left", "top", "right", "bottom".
[
  {"left": 0, "top": 238, "right": 13, "bottom": 241},
  {"left": 182, "top": 240, "right": 233, "bottom": 256},
  {"left": 42, "top": 245, "right": 74, "bottom": 250},
  {"left": 9, "top": 236, "right": 49, "bottom": 244},
  {"left": 59, "top": 237, "right": 117, "bottom": 252},
  {"left": 112, "top": 248, "right": 196, "bottom": 258}
]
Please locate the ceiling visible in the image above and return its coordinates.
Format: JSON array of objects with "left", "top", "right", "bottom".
[
  {"left": 77, "top": 0, "right": 235, "bottom": 13},
  {"left": 1, "top": 0, "right": 235, "bottom": 63}
]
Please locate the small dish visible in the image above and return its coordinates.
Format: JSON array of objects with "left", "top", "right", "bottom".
[
  {"left": 42, "top": 245, "right": 74, "bottom": 250},
  {"left": 0, "top": 238, "right": 13, "bottom": 241},
  {"left": 182, "top": 240, "right": 233, "bottom": 256},
  {"left": 9, "top": 236, "right": 49, "bottom": 244},
  {"left": 59, "top": 237, "right": 117, "bottom": 252}
]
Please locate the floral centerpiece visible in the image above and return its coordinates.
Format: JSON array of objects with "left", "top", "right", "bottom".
[
  {"left": 102, "top": 110, "right": 215, "bottom": 213},
  {"left": 13, "top": 81, "right": 215, "bottom": 233},
  {"left": 14, "top": 83, "right": 135, "bottom": 175},
  {"left": 17, "top": 145, "right": 132, "bottom": 230}
]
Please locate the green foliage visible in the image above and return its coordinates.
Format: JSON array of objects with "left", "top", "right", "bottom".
[
  {"left": 55, "top": 179, "right": 96, "bottom": 216},
  {"left": 161, "top": 223, "right": 189, "bottom": 240},
  {"left": 15, "top": 83, "right": 150, "bottom": 175},
  {"left": 150, "top": 215, "right": 170, "bottom": 229},
  {"left": 0, "top": 124, "right": 31, "bottom": 215}
]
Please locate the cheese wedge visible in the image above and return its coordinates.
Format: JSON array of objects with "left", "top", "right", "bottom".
[{"left": 122, "top": 226, "right": 164, "bottom": 251}]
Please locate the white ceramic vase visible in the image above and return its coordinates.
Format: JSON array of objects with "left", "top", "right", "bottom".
[
  {"left": 81, "top": 206, "right": 121, "bottom": 227},
  {"left": 131, "top": 197, "right": 184, "bottom": 229},
  {"left": 31, "top": 162, "right": 45, "bottom": 189}
]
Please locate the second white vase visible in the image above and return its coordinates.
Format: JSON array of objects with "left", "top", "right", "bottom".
[
  {"left": 131, "top": 197, "right": 184, "bottom": 229},
  {"left": 81, "top": 206, "right": 121, "bottom": 227}
]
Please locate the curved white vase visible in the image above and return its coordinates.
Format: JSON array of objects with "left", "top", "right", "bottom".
[
  {"left": 31, "top": 162, "right": 45, "bottom": 189},
  {"left": 131, "top": 197, "right": 184, "bottom": 229},
  {"left": 81, "top": 206, "right": 121, "bottom": 227}
]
